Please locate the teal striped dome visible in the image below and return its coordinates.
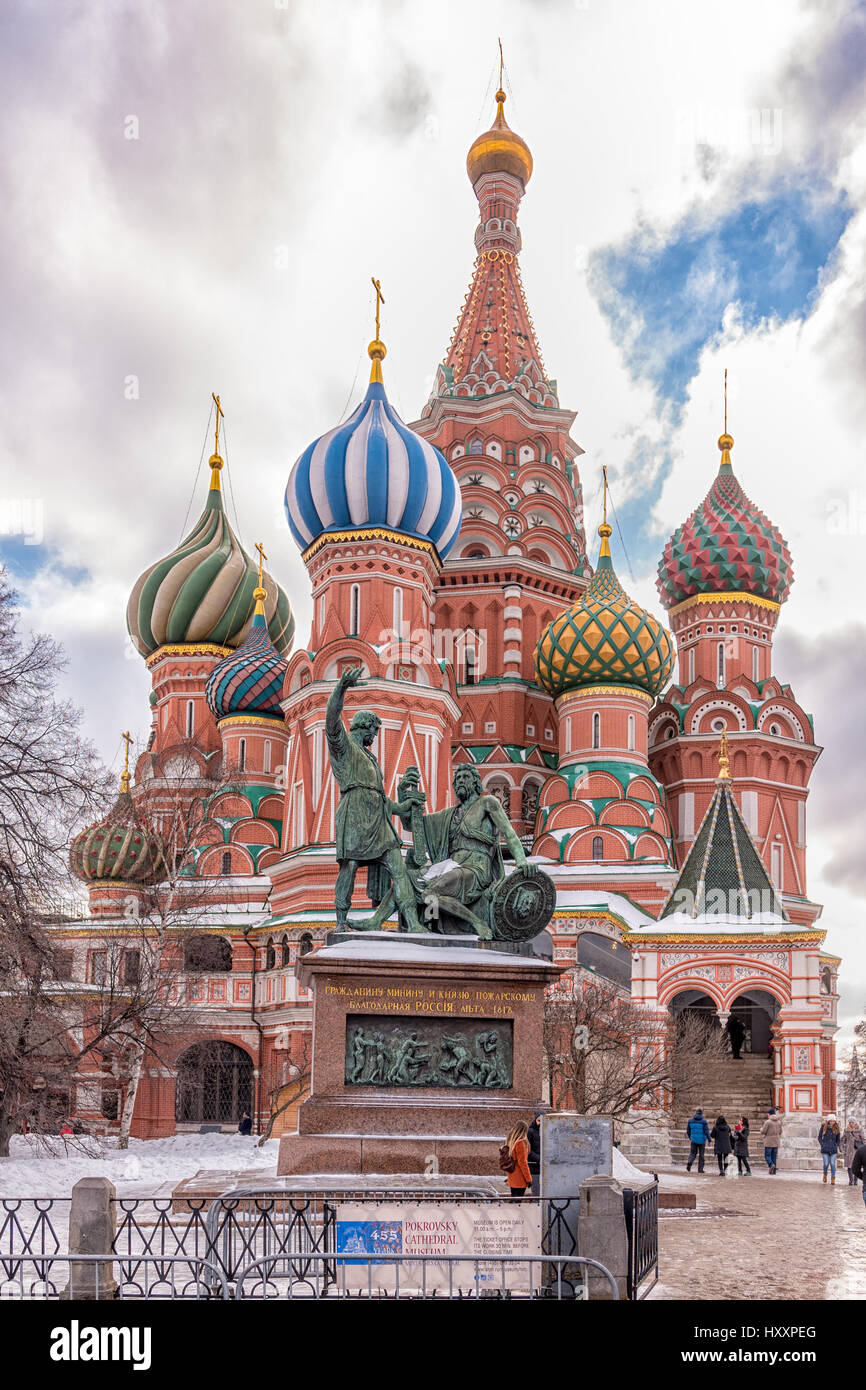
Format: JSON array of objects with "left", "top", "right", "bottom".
[{"left": 127, "top": 473, "right": 294, "bottom": 659}]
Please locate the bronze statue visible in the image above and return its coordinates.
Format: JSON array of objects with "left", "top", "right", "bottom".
[{"left": 325, "top": 667, "right": 426, "bottom": 932}]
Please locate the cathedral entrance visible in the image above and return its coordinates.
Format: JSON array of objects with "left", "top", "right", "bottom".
[
  {"left": 727, "top": 991, "right": 779, "bottom": 1057},
  {"left": 175, "top": 1041, "right": 253, "bottom": 1127}
]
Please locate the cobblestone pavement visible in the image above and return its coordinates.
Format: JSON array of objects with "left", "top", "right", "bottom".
[{"left": 647, "top": 1166, "right": 866, "bottom": 1300}]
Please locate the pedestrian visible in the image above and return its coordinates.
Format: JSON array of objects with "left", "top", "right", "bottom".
[
  {"left": 841, "top": 1119, "right": 865, "bottom": 1186},
  {"left": 818, "top": 1114, "right": 842, "bottom": 1185},
  {"left": 685, "top": 1108, "right": 711, "bottom": 1173},
  {"left": 726, "top": 1015, "right": 746, "bottom": 1060},
  {"left": 59, "top": 1120, "right": 74, "bottom": 1136},
  {"left": 852, "top": 1142, "right": 866, "bottom": 1210},
  {"left": 711, "top": 1115, "right": 733, "bottom": 1175},
  {"left": 760, "top": 1108, "right": 783, "bottom": 1173},
  {"left": 501, "top": 1121, "right": 532, "bottom": 1198},
  {"left": 238, "top": 1111, "right": 253, "bottom": 1136},
  {"left": 733, "top": 1118, "right": 751, "bottom": 1176},
  {"left": 527, "top": 1111, "right": 542, "bottom": 1197}
]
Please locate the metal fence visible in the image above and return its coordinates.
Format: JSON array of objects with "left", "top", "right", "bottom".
[
  {"left": 0, "top": 1184, "right": 655, "bottom": 1300},
  {"left": 623, "top": 1183, "right": 659, "bottom": 1300},
  {"left": 0, "top": 1253, "right": 228, "bottom": 1300}
]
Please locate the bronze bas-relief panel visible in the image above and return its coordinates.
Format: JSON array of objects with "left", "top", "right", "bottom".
[{"left": 345, "top": 1015, "right": 514, "bottom": 1089}]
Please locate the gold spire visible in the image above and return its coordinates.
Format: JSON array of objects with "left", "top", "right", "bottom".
[
  {"left": 718, "top": 370, "right": 733, "bottom": 466},
  {"left": 466, "top": 45, "right": 533, "bottom": 187},
  {"left": 368, "top": 277, "right": 386, "bottom": 384},
  {"left": 120, "top": 730, "right": 133, "bottom": 795},
  {"left": 253, "top": 541, "right": 267, "bottom": 615},
  {"left": 598, "top": 465, "right": 612, "bottom": 558},
  {"left": 209, "top": 393, "right": 225, "bottom": 489},
  {"left": 717, "top": 728, "right": 731, "bottom": 782}
]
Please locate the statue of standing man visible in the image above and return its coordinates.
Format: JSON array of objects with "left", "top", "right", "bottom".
[{"left": 326, "top": 667, "right": 426, "bottom": 933}]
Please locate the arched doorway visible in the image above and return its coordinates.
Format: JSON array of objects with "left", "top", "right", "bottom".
[
  {"left": 175, "top": 1041, "right": 252, "bottom": 1126},
  {"left": 728, "top": 991, "right": 780, "bottom": 1056},
  {"left": 668, "top": 991, "right": 721, "bottom": 1037}
]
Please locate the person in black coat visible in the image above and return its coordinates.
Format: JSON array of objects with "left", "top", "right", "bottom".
[
  {"left": 852, "top": 1143, "right": 866, "bottom": 1211},
  {"left": 238, "top": 1111, "right": 253, "bottom": 1136},
  {"left": 726, "top": 1015, "right": 746, "bottom": 1060},
  {"left": 711, "top": 1115, "right": 733, "bottom": 1175},
  {"left": 732, "top": 1117, "right": 751, "bottom": 1175},
  {"left": 527, "top": 1112, "right": 542, "bottom": 1197}
]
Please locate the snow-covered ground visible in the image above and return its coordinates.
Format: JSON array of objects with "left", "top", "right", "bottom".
[{"left": 0, "top": 1132, "right": 280, "bottom": 1197}]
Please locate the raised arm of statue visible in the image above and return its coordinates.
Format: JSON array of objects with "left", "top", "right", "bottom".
[
  {"left": 326, "top": 666, "right": 363, "bottom": 757},
  {"left": 485, "top": 795, "right": 529, "bottom": 868}
]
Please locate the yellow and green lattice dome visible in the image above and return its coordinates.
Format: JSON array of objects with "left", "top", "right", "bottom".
[{"left": 535, "top": 524, "right": 674, "bottom": 699}]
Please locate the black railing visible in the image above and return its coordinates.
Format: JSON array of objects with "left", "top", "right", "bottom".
[{"left": 622, "top": 1182, "right": 659, "bottom": 1300}]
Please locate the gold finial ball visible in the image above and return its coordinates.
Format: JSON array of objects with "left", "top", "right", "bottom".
[
  {"left": 718, "top": 433, "right": 734, "bottom": 452},
  {"left": 368, "top": 339, "right": 386, "bottom": 363},
  {"left": 598, "top": 522, "right": 612, "bottom": 539},
  {"left": 253, "top": 586, "right": 267, "bottom": 603},
  {"left": 209, "top": 452, "right": 224, "bottom": 470},
  {"left": 495, "top": 87, "right": 507, "bottom": 104}
]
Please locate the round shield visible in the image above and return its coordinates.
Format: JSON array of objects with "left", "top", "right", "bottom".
[{"left": 491, "top": 866, "right": 556, "bottom": 942}]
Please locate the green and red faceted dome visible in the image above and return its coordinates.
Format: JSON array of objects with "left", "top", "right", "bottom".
[
  {"left": 657, "top": 434, "right": 793, "bottom": 611},
  {"left": 70, "top": 780, "right": 167, "bottom": 886}
]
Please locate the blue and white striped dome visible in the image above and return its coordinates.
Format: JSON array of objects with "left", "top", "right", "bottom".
[{"left": 285, "top": 378, "right": 462, "bottom": 560}]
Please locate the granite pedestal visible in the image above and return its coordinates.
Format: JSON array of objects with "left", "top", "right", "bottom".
[{"left": 277, "top": 932, "right": 560, "bottom": 1177}]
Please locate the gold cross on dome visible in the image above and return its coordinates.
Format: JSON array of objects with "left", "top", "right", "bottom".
[
  {"left": 212, "top": 392, "right": 224, "bottom": 454},
  {"left": 121, "top": 730, "right": 133, "bottom": 773},
  {"left": 254, "top": 541, "right": 267, "bottom": 588},
  {"left": 371, "top": 277, "right": 385, "bottom": 340}
]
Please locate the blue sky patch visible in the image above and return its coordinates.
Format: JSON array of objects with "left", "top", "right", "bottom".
[
  {"left": 0, "top": 535, "right": 90, "bottom": 586},
  {"left": 591, "top": 178, "right": 851, "bottom": 404}
]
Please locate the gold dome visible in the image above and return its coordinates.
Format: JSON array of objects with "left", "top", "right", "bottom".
[{"left": 466, "top": 89, "right": 533, "bottom": 188}]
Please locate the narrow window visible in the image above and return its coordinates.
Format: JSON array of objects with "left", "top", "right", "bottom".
[
  {"left": 350, "top": 584, "right": 361, "bottom": 637},
  {"left": 238, "top": 738, "right": 246, "bottom": 771},
  {"left": 717, "top": 642, "right": 725, "bottom": 688},
  {"left": 770, "top": 842, "right": 783, "bottom": 891},
  {"left": 263, "top": 739, "right": 272, "bottom": 774},
  {"left": 752, "top": 646, "right": 759, "bottom": 682},
  {"left": 592, "top": 835, "right": 603, "bottom": 861},
  {"left": 688, "top": 648, "right": 695, "bottom": 684},
  {"left": 186, "top": 700, "right": 195, "bottom": 737},
  {"left": 465, "top": 642, "right": 476, "bottom": 686},
  {"left": 221, "top": 850, "right": 231, "bottom": 875},
  {"left": 592, "top": 712, "right": 601, "bottom": 750},
  {"left": 564, "top": 718, "right": 572, "bottom": 753},
  {"left": 393, "top": 587, "right": 403, "bottom": 637},
  {"left": 627, "top": 714, "right": 635, "bottom": 751},
  {"left": 299, "top": 932, "right": 313, "bottom": 956}
]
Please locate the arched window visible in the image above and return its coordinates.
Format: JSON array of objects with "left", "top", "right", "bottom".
[
  {"left": 299, "top": 932, "right": 313, "bottom": 956},
  {"left": 265, "top": 938, "right": 275, "bottom": 970},
  {"left": 350, "top": 584, "right": 361, "bottom": 637},
  {"left": 465, "top": 639, "right": 477, "bottom": 686},
  {"left": 263, "top": 740, "right": 272, "bottom": 774},
  {"left": 469, "top": 439, "right": 483, "bottom": 455},
  {"left": 183, "top": 935, "right": 232, "bottom": 973},
  {"left": 717, "top": 642, "right": 725, "bottom": 688},
  {"left": 592, "top": 835, "right": 604, "bottom": 861},
  {"left": 175, "top": 1041, "right": 252, "bottom": 1125},
  {"left": 280, "top": 935, "right": 291, "bottom": 968},
  {"left": 820, "top": 966, "right": 832, "bottom": 995},
  {"left": 627, "top": 714, "right": 635, "bottom": 751},
  {"left": 592, "top": 712, "right": 601, "bottom": 750},
  {"left": 221, "top": 850, "right": 231, "bottom": 875},
  {"left": 186, "top": 700, "right": 195, "bottom": 738},
  {"left": 770, "top": 842, "right": 783, "bottom": 891},
  {"left": 238, "top": 739, "right": 246, "bottom": 772}
]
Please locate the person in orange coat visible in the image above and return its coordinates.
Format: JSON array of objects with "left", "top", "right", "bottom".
[{"left": 504, "top": 1121, "right": 532, "bottom": 1197}]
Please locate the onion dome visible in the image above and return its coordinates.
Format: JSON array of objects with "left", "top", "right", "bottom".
[
  {"left": 286, "top": 329, "right": 461, "bottom": 561},
  {"left": 466, "top": 87, "right": 533, "bottom": 188},
  {"left": 127, "top": 402, "right": 295, "bottom": 658},
  {"left": 535, "top": 518, "right": 674, "bottom": 699},
  {"left": 657, "top": 432, "right": 793, "bottom": 611},
  {"left": 205, "top": 553, "right": 288, "bottom": 721},
  {"left": 70, "top": 737, "right": 167, "bottom": 886}
]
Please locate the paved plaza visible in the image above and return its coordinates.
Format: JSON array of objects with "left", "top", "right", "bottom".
[{"left": 649, "top": 1168, "right": 866, "bottom": 1301}]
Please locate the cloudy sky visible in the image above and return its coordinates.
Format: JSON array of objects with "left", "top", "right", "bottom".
[{"left": 2, "top": 0, "right": 864, "bottom": 1043}]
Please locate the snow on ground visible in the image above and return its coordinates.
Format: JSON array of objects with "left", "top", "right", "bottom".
[
  {"left": 0, "top": 1132, "right": 279, "bottom": 1197},
  {"left": 612, "top": 1146, "right": 651, "bottom": 1185}
]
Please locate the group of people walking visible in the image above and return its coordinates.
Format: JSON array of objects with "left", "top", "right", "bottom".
[
  {"left": 816, "top": 1115, "right": 865, "bottom": 1187},
  {"left": 686, "top": 1106, "right": 866, "bottom": 1188}
]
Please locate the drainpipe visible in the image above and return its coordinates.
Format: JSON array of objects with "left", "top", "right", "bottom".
[{"left": 243, "top": 924, "right": 264, "bottom": 1135}]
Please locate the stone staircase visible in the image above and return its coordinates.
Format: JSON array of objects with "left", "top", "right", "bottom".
[{"left": 671, "top": 1056, "right": 774, "bottom": 1165}]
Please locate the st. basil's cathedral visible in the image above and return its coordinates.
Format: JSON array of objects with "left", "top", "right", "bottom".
[{"left": 65, "top": 82, "right": 839, "bottom": 1169}]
